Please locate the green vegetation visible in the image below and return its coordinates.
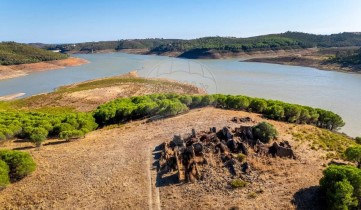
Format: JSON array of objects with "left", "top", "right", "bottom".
[
  {"left": 46, "top": 39, "right": 179, "bottom": 53},
  {"left": 345, "top": 146, "right": 361, "bottom": 168},
  {"left": 43, "top": 32, "right": 361, "bottom": 56},
  {"left": 0, "top": 42, "right": 68, "bottom": 65},
  {"left": 230, "top": 179, "right": 247, "bottom": 188},
  {"left": 331, "top": 47, "right": 361, "bottom": 67},
  {"left": 291, "top": 127, "right": 356, "bottom": 156},
  {"left": 0, "top": 160, "right": 10, "bottom": 188},
  {"left": 0, "top": 111, "right": 97, "bottom": 147},
  {"left": 93, "top": 94, "right": 190, "bottom": 126},
  {"left": 0, "top": 150, "right": 36, "bottom": 181},
  {"left": 356, "top": 137, "right": 361, "bottom": 145},
  {"left": 94, "top": 94, "right": 345, "bottom": 132},
  {"left": 320, "top": 165, "right": 361, "bottom": 210},
  {"left": 252, "top": 122, "right": 278, "bottom": 143}
]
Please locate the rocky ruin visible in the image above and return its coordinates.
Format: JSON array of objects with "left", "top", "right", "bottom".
[{"left": 157, "top": 122, "right": 296, "bottom": 183}]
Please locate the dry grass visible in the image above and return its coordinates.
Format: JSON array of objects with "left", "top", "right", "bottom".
[{"left": 0, "top": 108, "right": 337, "bottom": 209}]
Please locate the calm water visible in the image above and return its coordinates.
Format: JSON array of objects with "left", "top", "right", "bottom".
[{"left": 0, "top": 53, "right": 360, "bottom": 137}]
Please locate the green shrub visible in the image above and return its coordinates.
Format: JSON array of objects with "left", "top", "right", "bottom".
[
  {"left": 252, "top": 122, "right": 278, "bottom": 143},
  {"left": 345, "top": 146, "right": 361, "bottom": 168},
  {"left": 284, "top": 105, "right": 301, "bottom": 123},
  {"left": 230, "top": 179, "right": 247, "bottom": 188},
  {"left": 29, "top": 127, "right": 48, "bottom": 147},
  {"left": 179, "top": 95, "right": 192, "bottom": 106},
  {"left": 60, "top": 130, "right": 84, "bottom": 141},
  {"left": 355, "top": 137, "right": 361, "bottom": 145},
  {"left": 226, "top": 96, "right": 250, "bottom": 110},
  {"left": 249, "top": 99, "right": 267, "bottom": 113},
  {"left": 190, "top": 95, "right": 202, "bottom": 108},
  {"left": 159, "top": 100, "right": 188, "bottom": 117},
  {"left": 200, "top": 95, "right": 215, "bottom": 106},
  {"left": 0, "top": 160, "right": 10, "bottom": 188},
  {"left": 0, "top": 132, "right": 6, "bottom": 141},
  {"left": 265, "top": 105, "right": 285, "bottom": 120},
  {"left": 0, "top": 150, "right": 36, "bottom": 180},
  {"left": 320, "top": 165, "right": 361, "bottom": 210}
]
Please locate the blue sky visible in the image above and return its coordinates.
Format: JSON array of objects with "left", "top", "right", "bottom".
[{"left": 1, "top": 0, "right": 361, "bottom": 43}]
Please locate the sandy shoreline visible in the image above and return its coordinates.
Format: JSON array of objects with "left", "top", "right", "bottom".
[
  {"left": 0, "top": 57, "right": 89, "bottom": 80},
  {"left": 0, "top": 93, "right": 26, "bottom": 101}
]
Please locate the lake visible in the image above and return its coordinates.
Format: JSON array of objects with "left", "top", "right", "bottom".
[{"left": 0, "top": 52, "right": 360, "bottom": 137}]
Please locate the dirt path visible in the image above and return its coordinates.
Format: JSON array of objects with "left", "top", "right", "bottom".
[{"left": 0, "top": 108, "right": 326, "bottom": 209}]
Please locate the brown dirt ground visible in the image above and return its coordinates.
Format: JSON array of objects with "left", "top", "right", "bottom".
[
  {"left": 0, "top": 57, "right": 88, "bottom": 80},
  {"left": 0, "top": 108, "right": 329, "bottom": 210}
]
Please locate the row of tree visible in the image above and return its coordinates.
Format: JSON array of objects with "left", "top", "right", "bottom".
[
  {"left": 0, "top": 111, "right": 97, "bottom": 147},
  {"left": 93, "top": 94, "right": 345, "bottom": 131},
  {"left": 0, "top": 42, "right": 68, "bottom": 65}
]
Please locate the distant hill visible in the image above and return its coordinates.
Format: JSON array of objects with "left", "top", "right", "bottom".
[
  {"left": 42, "top": 32, "right": 361, "bottom": 56},
  {"left": 45, "top": 39, "right": 180, "bottom": 53},
  {"left": 0, "top": 42, "right": 68, "bottom": 65}
]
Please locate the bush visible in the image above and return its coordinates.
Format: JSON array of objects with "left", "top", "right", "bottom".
[
  {"left": 284, "top": 105, "right": 301, "bottom": 123},
  {"left": 0, "top": 160, "right": 10, "bottom": 188},
  {"left": 200, "top": 95, "right": 215, "bottom": 107},
  {"left": 252, "top": 122, "right": 278, "bottom": 143},
  {"left": 60, "top": 130, "right": 84, "bottom": 141},
  {"left": 29, "top": 127, "right": 48, "bottom": 147},
  {"left": 355, "top": 137, "right": 361, "bottom": 145},
  {"left": 230, "top": 179, "right": 247, "bottom": 188},
  {"left": 320, "top": 165, "right": 361, "bottom": 210},
  {"left": 249, "top": 99, "right": 267, "bottom": 113},
  {"left": 265, "top": 105, "right": 285, "bottom": 120},
  {"left": 0, "top": 150, "right": 36, "bottom": 180},
  {"left": 190, "top": 95, "right": 202, "bottom": 108},
  {"left": 226, "top": 96, "right": 250, "bottom": 110},
  {"left": 345, "top": 146, "right": 361, "bottom": 168}
]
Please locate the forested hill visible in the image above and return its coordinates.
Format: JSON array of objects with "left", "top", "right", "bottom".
[
  {"left": 42, "top": 32, "right": 361, "bottom": 56},
  {"left": 0, "top": 42, "right": 69, "bottom": 65}
]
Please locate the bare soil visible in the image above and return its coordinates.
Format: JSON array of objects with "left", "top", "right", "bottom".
[
  {"left": 244, "top": 48, "right": 361, "bottom": 73},
  {"left": 0, "top": 108, "right": 329, "bottom": 210},
  {"left": 0, "top": 57, "right": 88, "bottom": 80}
]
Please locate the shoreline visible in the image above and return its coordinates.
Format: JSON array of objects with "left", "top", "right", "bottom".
[
  {"left": 243, "top": 56, "right": 360, "bottom": 74},
  {"left": 0, "top": 93, "right": 26, "bottom": 101},
  {"left": 0, "top": 57, "right": 89, "bottom": 80},
  {"left": 70, "top": 48, "right": 361, "bottom": 73}
]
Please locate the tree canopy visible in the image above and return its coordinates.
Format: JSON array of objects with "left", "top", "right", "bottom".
[{"left": 0, "top": 42, "right": 68, "bottom": 65}]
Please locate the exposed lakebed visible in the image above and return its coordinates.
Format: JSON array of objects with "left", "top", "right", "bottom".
[{"left": 0, "top": 52, "right": 360, "bottom": 137}]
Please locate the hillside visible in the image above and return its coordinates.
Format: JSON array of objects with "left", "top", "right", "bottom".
[
  {"left": 44, "top": 32, "right": 361, "bottom": 58},
  {"left": 0, "top": 107, "right": 356, "bottom": 209},
  {"left": 0, "top": 42, "right": 69, "bottom": 65},
  {"left": 0, "top": 74, "right": 358, "bottom": 209},
  {"left": 245, "top": 47, "right": 361, "bottom": 72}
]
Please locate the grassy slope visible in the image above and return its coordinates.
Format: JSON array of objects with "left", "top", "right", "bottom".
[{"left": 0, "top": 42, "right": 68, "bottom": 65}]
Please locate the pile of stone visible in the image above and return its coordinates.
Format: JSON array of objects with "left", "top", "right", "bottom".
[{"left": 158, "top": 123, "right": 296, "bottom": 183}]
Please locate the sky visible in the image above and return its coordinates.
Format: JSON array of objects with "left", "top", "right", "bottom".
[{"left": 1, "top": 0, "right": 361, "bottom": 43}]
